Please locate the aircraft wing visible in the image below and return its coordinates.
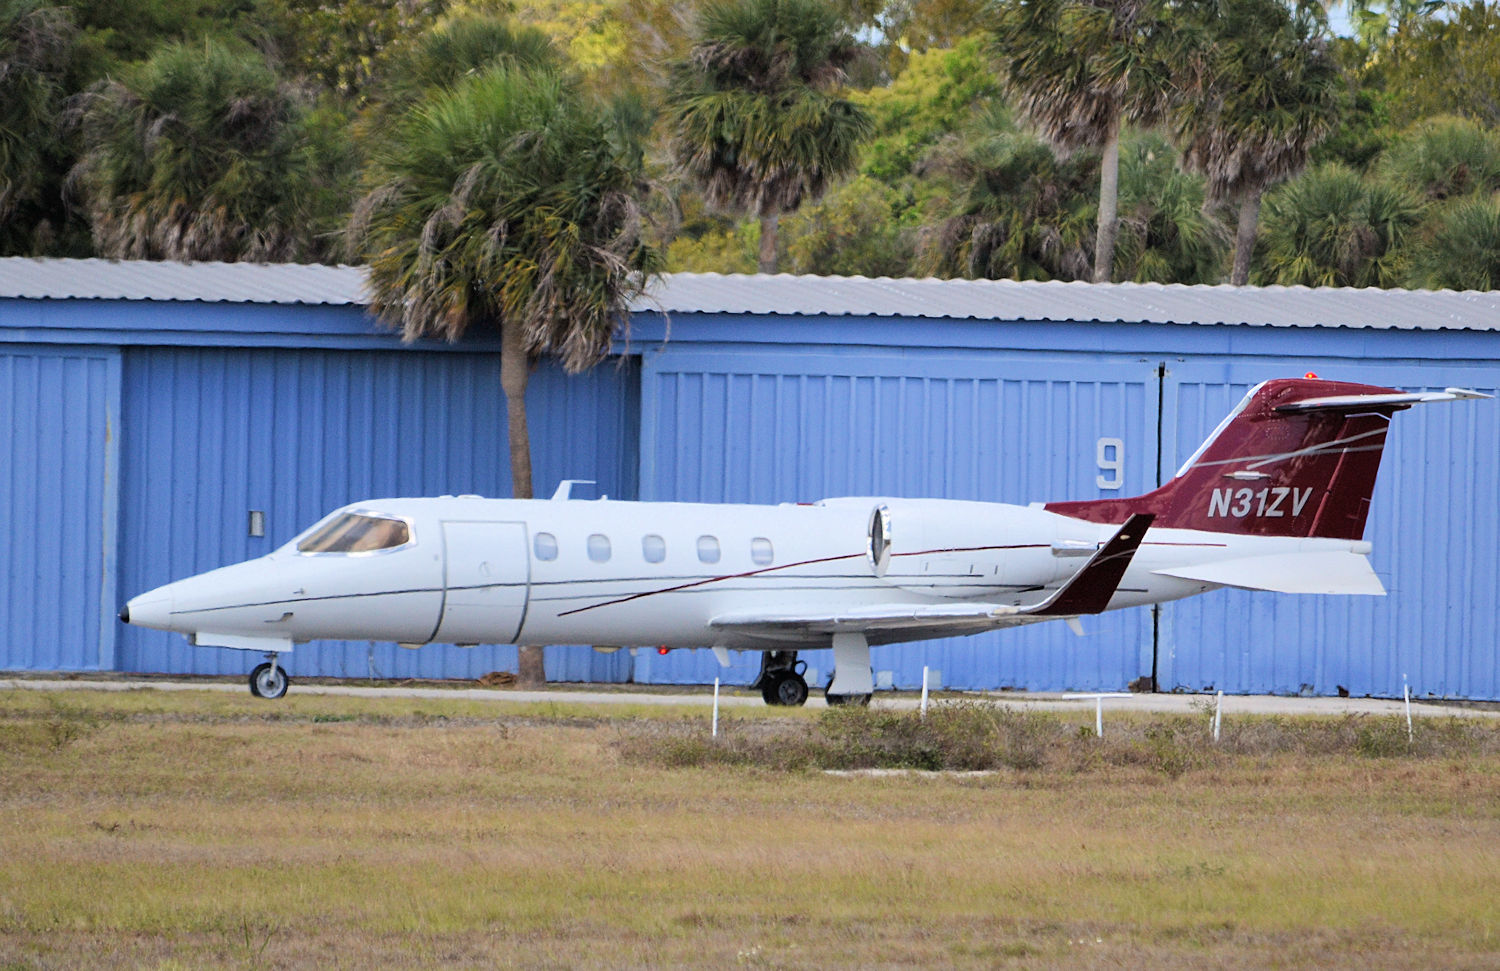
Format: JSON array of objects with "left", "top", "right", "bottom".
[
  {"left": 709, "top": 602, "right": 1016, "bottom": 638},
  {"left": 708, "top": 514, "right": 1153, "bottom": 643}
]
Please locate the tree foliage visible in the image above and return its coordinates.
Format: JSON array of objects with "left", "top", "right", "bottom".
[
  {"left": 0, "top": 0, "right": 82, "bottom": 254},
  {"left": 5, "top": 0, "right": 1500, "bottom": 289},
  {"left": 1342, "top": 0, "right": 1443, "bottom": 50},
  {"left": 782, "top": 175, "right": 914, "bottom": 276},
  {"left": 1257, "top": 163, "right": 1420, "bottom": 287},
  {"left": 1407, "top": 196, "right": 1500, "bottom": 290},
  {"left": 1114, "top": 132, "right": 1227, "bottom": 284},
  {"left": 378, "top": 10, "right": 559, "bottom": 107},
  {"left": 1379, "top": 0, "right": 1500, "bottom": 129},
  {"left": 666, "top": 0, "right": 873, "bottom": 272},
  {"left": 850, "top": 36, "right": 1002, "bottom": 182},
  {"left": 916, "top": 126, "right": 1098, "bottom": 281},
  {"left": 352, "top": 65, "right": 658, "bottom": 369},
  {"left": 254, "top": 0, "right": 445, "bottom": 101},
  {"left": 1171, "top": 0, "right": 1343, "bottom": 284},
  {"left": 1375, "top": 116, "right": 1500, "bottom": 201},
  {"left": 989, "top": 0, "right": 1173, "bottom": 281},
  {"left": 73, "top": 37, "right": 349, "bottom": 261}
]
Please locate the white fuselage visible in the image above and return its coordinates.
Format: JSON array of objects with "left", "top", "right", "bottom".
[{"left": 123, "top": 495, "right": 1369, "bottom": 653}]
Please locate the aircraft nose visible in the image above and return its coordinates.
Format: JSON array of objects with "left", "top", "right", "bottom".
[{"left": 120, "top": 588, "right": 174, "bottom": 631}]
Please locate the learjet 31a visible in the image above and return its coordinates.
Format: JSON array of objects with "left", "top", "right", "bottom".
[{"left": 120, "top": 377, "right": 1487, "bottom": 703}]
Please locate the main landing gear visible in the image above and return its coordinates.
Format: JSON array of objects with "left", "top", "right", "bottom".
[
  {"left": 249, "top": 654, "right": 290, "bottom": 699},
  {"left": 753, "top": 634, "right": 875, "bottom": 707},
  {"left": 753, "top": 651, "right": 809, "bottom": 706}
]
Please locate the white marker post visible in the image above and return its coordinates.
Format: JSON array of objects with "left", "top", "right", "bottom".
[
  {"left": 1403, "top": 677, "right": 1413, "bottom": 744},
  {"left": 920, "top": 666, "right": 930, "bottom": 719},
  {"left": 712, "top": 677, "right": 720, "bottom": 738},
  {"left": 1213, "top": 690, "right": 1223, "bottom": 743},
  {"left": 1087, "top": 693, "right": 1132, "bottom": 737}
]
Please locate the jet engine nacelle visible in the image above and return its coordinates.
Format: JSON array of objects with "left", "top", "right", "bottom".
[{"left": 864, "top": 498, "right": 1096, "bottom": 601}]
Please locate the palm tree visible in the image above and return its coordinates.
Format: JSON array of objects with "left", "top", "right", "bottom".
[
  {"left": 349, "top": 64, "right": 659, "bottom": 683},
  {"left": 73, "top": 38, "right": 345, "bottom": 262},
  {"left": 1170, "top": 0, "right": 1343, "bottom": 285},
  {"left": 1258, "top": 163, "right": 1420, "bottom": 287},
  {"left": 666, "top": 0, "right": 873, "bottom": 274},
  {"left": 0, "top": 0, "right": 77, "bottom": 254},
  {"left": 1376, "top": 116, "right": 1500, "bottom": 202},
  {"left": 1407, "top": 196, "right": 1500, "bottom": 290},
  {"left": 1113, "top": 131, "right": 1228, "bottom": 284},
  {"left": 916, "top": 123, "right": 1099, "bottom": 281},
  {"left": 373, "top": 12, "right": 559, "bottom": 116},
  {"left": 989, "top": 0, "right": 1174, "bottom": 283}
]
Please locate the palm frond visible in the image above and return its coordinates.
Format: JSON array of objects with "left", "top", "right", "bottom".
[{"left": 351, "top": 64, "right": 660, "bottom": 371}]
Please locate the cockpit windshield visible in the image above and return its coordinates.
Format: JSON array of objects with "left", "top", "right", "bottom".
[{"left": 296, "top": 512, "right": 411, "bottom": 554}]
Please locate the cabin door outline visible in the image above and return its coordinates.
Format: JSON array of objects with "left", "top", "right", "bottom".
[{"left": 434, "top": 520, "right": 530, "bottom": 645}]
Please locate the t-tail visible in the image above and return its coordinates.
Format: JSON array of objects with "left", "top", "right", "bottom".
[{"left": 1046, "top": 378, "right": 1489, "bottom": 539}]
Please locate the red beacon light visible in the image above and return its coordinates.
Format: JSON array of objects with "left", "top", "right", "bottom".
[
  {"left": 657, "top": 646, "right": 670, "bottom": 655},
  {"left": 1305, "top": 372, "right": 1319, "bottom": 379}
]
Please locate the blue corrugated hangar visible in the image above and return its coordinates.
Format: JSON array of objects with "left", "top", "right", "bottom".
[{"left": 2, "top": 257, "right": 1497, "bottom": 699}]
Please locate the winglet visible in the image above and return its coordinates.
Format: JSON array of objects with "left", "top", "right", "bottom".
[{"left": 1011, "top": 513, "right": 1154, "bottom": 617}]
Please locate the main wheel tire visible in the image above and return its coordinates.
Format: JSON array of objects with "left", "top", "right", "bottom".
[
  {"left": 769, "top": 673, "right": 809, "bottom": 707},
  {"left": 249, "top": 662, "right": 289, "bottom": 700}
]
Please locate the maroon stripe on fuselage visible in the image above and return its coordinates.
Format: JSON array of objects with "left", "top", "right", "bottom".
[{"left": 554, "top": 543, "right": 1051, "bottom": 616}]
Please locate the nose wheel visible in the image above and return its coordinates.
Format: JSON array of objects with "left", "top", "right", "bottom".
[{"left": 249, "top": 656, "right": 290, "bottom": 699}]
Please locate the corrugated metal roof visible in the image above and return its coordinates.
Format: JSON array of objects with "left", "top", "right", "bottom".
[
  {"left": 0, "top": 257, "right": 366, "bottom": 305},
  {"left": 637, "top": 272, "right": 1500, "bottom": 331},
  {"left": 3, "top": 257, "right": 1499, "bottom": 331}
]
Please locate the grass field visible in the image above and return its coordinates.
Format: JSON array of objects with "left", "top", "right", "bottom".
[{"left": 2, "top": 687, "right": 1499, "bottom": 969}]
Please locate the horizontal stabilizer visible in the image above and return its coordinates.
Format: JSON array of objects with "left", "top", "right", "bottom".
[
  {"left": 1275, "top": 387, "right": 1491, "bottom": 412},
  {"left": 1153, "top": 551, "right": 1385, "bottom": 596}
]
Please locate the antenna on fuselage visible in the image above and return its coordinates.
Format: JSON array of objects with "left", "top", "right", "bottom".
[{"left": 551, "top": 479, "right": 597, "bottom": 500}]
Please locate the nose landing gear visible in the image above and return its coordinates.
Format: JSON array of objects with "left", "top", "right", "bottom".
[{"left": 249, "top": 654, "right": 290, "bottom": 699}]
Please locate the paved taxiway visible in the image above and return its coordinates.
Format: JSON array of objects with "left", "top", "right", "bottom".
[{"left": 3, "top": 675, "right": 1496, "bottom": 719}]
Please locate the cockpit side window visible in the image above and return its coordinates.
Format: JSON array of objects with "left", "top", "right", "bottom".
[{"left": 296, "top": 513, "right": 411, "bottom": 554}]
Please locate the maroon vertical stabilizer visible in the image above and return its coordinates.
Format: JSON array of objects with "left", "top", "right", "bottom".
[{"left": 1045, "top": 378, "right": 1410, "bottom": 540}]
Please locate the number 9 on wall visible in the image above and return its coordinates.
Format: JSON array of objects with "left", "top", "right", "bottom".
[{"left": 1096, "top": 437, "right": 1124, "bottom": 490}]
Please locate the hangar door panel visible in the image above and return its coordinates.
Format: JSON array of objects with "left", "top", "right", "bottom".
[
  {"left": 116, "top": 348, "right": 634, "bottom": 682},
  {"left": 435, "top": 521, "right": 529, "bottom": 645},
  {"left": 0, "top": 346, "right": 118, "bottom": 670},
  {"left": 635, "top": 348, "right": 1161, "bottom": 691}
]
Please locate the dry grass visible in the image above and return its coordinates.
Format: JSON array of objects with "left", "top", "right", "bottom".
[{"left": 2, "top": 689, "right": 1499, "bottom": 969}]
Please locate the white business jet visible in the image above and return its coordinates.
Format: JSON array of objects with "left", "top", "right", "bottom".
[{"left": 120, "top": 377, "right": 1487, "bottom": 703}]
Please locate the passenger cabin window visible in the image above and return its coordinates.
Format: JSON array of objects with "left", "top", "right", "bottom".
[
  {"left": 750, "top": 537, "right": 774, "bottom": 566},
  {"left": 588, "top": 533, "right": 612, "bottom": 562},
  {"left": 296, "top": 513, "right": 409, "bottom": 554},
  {"left": 534, "top": 532, "right": 558, "bottom": 561},
  {"left": 697, "top": 535, "right": 720, "bottom": 564},
  {"left": 642, "top": 534, "right": 666, "bottom": 563}
]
